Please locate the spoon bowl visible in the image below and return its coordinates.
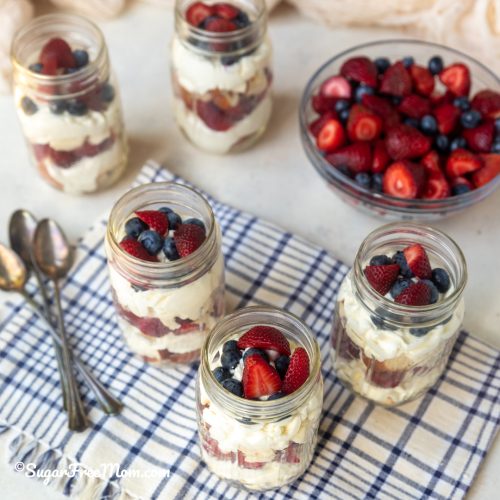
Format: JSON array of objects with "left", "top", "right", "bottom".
[
  {"left": 0, "top": 243, "right": 28, "bottom": 292},
  {"left": 9, "top": 209, "right": 38, "bottom": 272}
]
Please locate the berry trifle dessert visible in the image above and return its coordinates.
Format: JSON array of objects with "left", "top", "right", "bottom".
[
  {"left": 331, "top": 223, "right": 467, "bottom": 407},
  {"left": 105, "top": 183, "right": 225, "bottom": 365},
  {"left": 11, "top": 14, "right": 127, "bottom": 194},
  {"left": 197, "top": 307, "right": 322, "bottom": 491},
  {"left": 171, "top": 0, "right": 272, "bottom": 153}
]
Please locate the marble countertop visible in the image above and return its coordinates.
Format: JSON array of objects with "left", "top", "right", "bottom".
[{"left": 0, "top": 2, "right": 498, "bottom": 498}]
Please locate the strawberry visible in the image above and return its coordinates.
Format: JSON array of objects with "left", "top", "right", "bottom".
[
  {"left": 347, "top": 104, "right": 382, "bottom": 142},
  {"left": 403, "top": 243, "right": 431, "bottom": 279},
  {"left": 326, "top": 142, "right": 372, "bottom": 173},
  {"left": 120, "top": 239, "right": 158, "bottom": 262},
  {"left": 385, "top": 124, "right": 432, "bottom": 160},
  {"left": 316, "top": 118, "right": 346, "bottom": 153},
  {"left": 471, "top": 90, "right": 500, "bottom": 118},
  {"left": 320, "top": 75, "right": 352, "bottom": 99},
  {"left": 439, "top": 63, "right": 471, "bottom": 96},
  {"left": 445, "top": 148, "right": 483, "bottom": 177},
  {"left": 282, "top": 347, "right": 310, "bottom": 395},
  {"left": 398, "top": 94, "right": 431, "bottom": 119},
  {"left": 203, "top": 17, "right": 237, "bottom": 32},
  {"left": 472, "top": 154, "right": 500, "bottom": 188},
  {"left": 340, "top": 56, "right": 377, "bottom": 87},
  {"left": 214, "top": 3, "right": 240, "bottom": 20},
  {"left": 421, "top": 150, "right": 442, "bottom": 175},
  {"left": 243, "top": 354, "right": 282, "bottom": 399},
  {"left": 380, "top": 61, "right": 412, "bottom": 97},
  {"left": 430, "top": 90, "right": 456, "bottom": 107},
  {"left": 237, "top": 451, "right": 265, "bottom": 469},
  {"left": 40, "top": 37, "right": 76, "bottom": 75},
  {"left": 383, "top": 161, "right": 426, "bottom": 199},
  {"left": 433, "top": 103, "right": 460, "bottom": 135},
  {"left": 364, "top": 264, "right": 400, "bottom": 295},
  {"left": 422, "top": 172, "right": 451, "bottom": 199},
  {"left": 237, "top": 325, "right": 291, "bottom": 356},
  {"left": 196, "top": 100, "right": 233, "bottom": 131},
  {"left": 308, "top": 111, "right": 336, "bottom": 137},
  {"left": 311, "top": 94, "right": 336, "bottom": 114},
  {"left": 186, "top": 2, "right": 214, "bottom": 27},
  {"left": 361, "top": 94, "right": 400, "bottom": 129},
  {"left": 135, "top": 210, "right": 169, "bottom": 235},
  {"left": 463, "top": 121, "right": 495, "bottom": 153},
  {"left": 409, "top": 65, "right": 435, "bottom": 96},
  {"left": 174, "top": 223, "right": 206, "bottom": 257},
  {"left": 395, "top": 281, "right": 432, "bottom": 306},
  {"left": 372, "top": 140, "right": 390, "bottom": 174}
]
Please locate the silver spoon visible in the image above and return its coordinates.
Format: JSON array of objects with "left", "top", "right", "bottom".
[{"left": 0, "top": 243, "right": 123, "bottom": 418}]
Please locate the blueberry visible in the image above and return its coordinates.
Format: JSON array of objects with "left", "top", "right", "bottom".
[
  {"left": 233, "top": 11, "right": 250, "bottom": 29},
  {"left": 371, "top": 173, "right": 384, "bottom": 192},
  {"left": 167, "top": 211, "right": 182, "bottom": 230},
  {"left": 184, "top": 218, "right": 206, "bottom": 232},
  {"left": 460, "top": 110, "right": 481, "bottom": 129},
  {"left": 403, "top": 117, "right": 419, "bottom": 128},
  {"left": 267, "top": 392, "right": 286, "bottom": 401},
  {"left": 125, "top": 217, "right": 148, "bottom": 239},
  {"left": 221, "top": 349, "right": 242, "bottom": 370},
  {"left": 451, "top": 183, "right": 471, "bottom": 196},
  {"left": 213, "top": 366, "right": 231, "bottom": 383},
  {"left": 221, "top": 378, "right": 243, "bottom": 397},
  {"left": 495, "top": 118, "right": 500, "bottom": 134},
  {"left": 338, "top": 165, "right": 353, "bottom": 178},
  {"left": 369, "top": 254, "right": 392, "bottom": 266},
  {"left": 222, "top": 340, "right": 239, "bottom": 353},
  {"left": 402, "top": 56, "right": 414, "bottom": 68},
  {"left": 409, "top": 327, "right": 433, "bottom": 337},
  {"left": 275, "top": 355, "right": 290, "bottom": 379},
  {"left": 390, "top": 278, "right": 412, "bottom": 298},
  {"left": 49, "top": 100, "right": 67, "bottom": 115},
  {"left": 355, "top": 172, "right": 371, "bottom": 189},
  {"left": 420, "top": 115, "right": 438, "bottom": 135},
  {"left": 335, "top": 99, "right": 350, "bottom": 113},
  {"left": 339, "top": 109, "right": 350, "bottom": 123},
  {"left": 392, "top": 250, "right": 413, "bottom": 277},
  {"left": 28, "top": 62, "right": 43, "bottom": 73},
  {"left": 355, "top": 84, "right": 375, "bottom": 102},
  {"left": 243, "top": 348, "right": 269, "bottom": 362},
  {"left": 72, "top": 49, "right": 89, "bottom": 68},
  {"left": 491, "top": 140, "right": 500, "bottom": 154},
  {"left": 374, "top": 57, "right": 391, "bottom": 74},
  {"left": 100, "top": 83, "right": 115, "bottom": 103},
  {"left": 21, "top": 96, "right": 37, "bottom": 115},
  {"left": 431, "top": 268, "right": 451, "bottom": 293},
  {"left": 221, "top": 56, "right": 239, "bottom": 66},
  {"left": 435, "top": 134, "right": 450, "bottom": 153},
  {"left": 163, "top": 237, "right": 180, "bottom": 261},
  {"left": 453, "top": 96, "right": 470, "bottom": 111},
  {"left": 428, "top": 55, "right": 444, "bottom": 75},
  {"left": 67, "top": 100, "right": 87, "bottom": 116},
  {"left": 422, "top": 279, "right": 439, "bottom": 304},
  {"left": 138, "top": 230, "right": 163, "bottom": 255},
  {"left": 370, "top": 315, "right": 385, "bottom": 329},
  {"left": 450, "top": 137, "right": 467, "bottom": 151},
  {"left": 158, "top": 207, "right": 173, "bottom": 214},
  {"left": 392, "top": 96, "right": 402, "bottom": 106}
]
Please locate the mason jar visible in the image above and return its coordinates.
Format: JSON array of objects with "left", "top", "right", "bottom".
[
  {"left": 171, "top": 0, "right": 273, "bottom": 154},
  {"left": 331, "top": 222, "right": 467, "bottom": 407},
  {"left": 11, "top": 13, "right": 128, "bottom": 194},
  {"left": 197, "top": 307, "right": 323, "bottom": 491},
  {"left": 105, "top": 182, "right": 225, "bottom": 365}
]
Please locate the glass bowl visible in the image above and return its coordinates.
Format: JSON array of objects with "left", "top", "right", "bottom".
[{"left": 299, "top": 39, "right": 500, "bottom": 220}]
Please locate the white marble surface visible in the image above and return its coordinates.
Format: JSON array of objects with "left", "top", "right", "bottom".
[{"left": 0, "top": 1, "right": 498, "bottom": 499}]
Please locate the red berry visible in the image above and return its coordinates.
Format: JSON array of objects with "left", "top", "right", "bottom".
[
  {"left": 326, "top": 142, "right": 372, "bottom": 173},
  {"left": 203, "top": 17, "right": 237, "bottom": 32},
  {"left": 311, "top": 94, "right": 336, "bottom": 114},
  {"left": 462, "top": 121, "right": 495, "bottom": 153},
  {"left": 135, "top": 210, "right": 169, "bottom": 235},
  {"left": 422, "top": 172, "right": 451, "bottom": 199},
  {"left": 383, "top": 161, "right": 426, "bottom": 199},
  {"left": 196, "top": 100, "right": 233, "bottom": 131},
  {"left": 242, "top": 354, "right": 282, "bottom": 399},
  {"left": 471, "top": 90, "right": 500, "bottom": 118},
  {"left": 420, "top": 150, "right": 442, "bottom": 175},
  {"left": 320, "top": 75, "right": 352, "bottom": 99},
  {"left": 364, "top": 264, "right": 400, "bottom": 296},
  {"left": 385, "top": 124, "right": 432, "bottom": 160},
  {"left": 433, "top": 103, "right": 460, "bottom": 135},
  {"left": 380, "top": 61, "right": 412, "bottom": 97},
  {"left": 309, "top": 111, "right": 336, "bottom": 137},
  {"left": 395, "top": 281, "right": 432, "bottom": 306},
  {"left": 237, "top": 325, "right": 291, "bottom": 356},
  {"left": 174, "top": 223, "right": 206, "bottom": 257},
  {"left": 214, "top": 3, "right": 240, "bottom": 20},
  {"left": 316, "top": 118, "right": 346, "bottom": 153},
  {"left": 472, "top": 154, "right": 500, "bottom": 188},
  {"left": 372, "top": 139, "right": 390, "bottom": 174},
  {"left": 120, "top": 239, "right": 158, "bottom": 262},
  {"left": 439, "top": 63, "right": 471, "bottom": 97},
  {"left": 50, "top": 149, "right": 77, "bottom": 168},
  {"left": 347, "top": 104, "right": 383, "bottom": 142},
  {"left": 282, "top": 347, "right": 310, "bottom": 395},
  {"left": 361, "top": 94, "right": 400, "bottom": 129},
  {"left": 403, "top": 243, "right": 431, "bottom": 279},
  {"left": 445, "top": 148, "right": 483, "bottom": 177},
  {"left": 40, "top": 37, "right": 76, "bottom": 73},
  {"left": 185, "top": 2, "right": 214, "bottom": 27},
  {"left": 409, "top": 65, "right": 435, "bottom": 96},
  {"left": 340, "top": 56, "right": 378, "bottom": 87},
  {"left": 398, "top": 94, "right": 431, "bottom": 119}
]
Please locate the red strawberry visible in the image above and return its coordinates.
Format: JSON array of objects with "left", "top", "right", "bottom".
[
  {"left": 237, "top": 325, "right": 291, "bottom": 356},
  {"left": 364, "top": 264, "right": 400, "bottom": 295},
  {"left": 361, "top": 94, "right": 400, "bottom": 129},
  {"left": 395, "top": 282, "right": 432, "bottom": 306},
  {"left": 422, "top": 172, "right": 451, "bottom": 199},
  {"left": 445, "top": 148, "right": 483, "bottom": 177},
  {"left": 326, "top": 142, "right": 372, "bottom": 173},
  {"left": 320, "top": 75, "right": 352, "bottom": 99},
  {"left": 421, "top": 150, "right": 442, "bottom": 175},
  {"left": 383, "top": 161, "right": 426, "bottom": 199},
  {"left": 135, "top": 210, "right": 169, "bottom": 235},
  {"left": 439, "top": 63, "right": 471, "bottom": 96},
  {"left": 204, "top": 17, "right": 237, "bottom": 32},
  {"left": 120, "top": 239, "right": 158, "bottom": 262},
  {"left": 214, "top": 3, "right": 240, "bottom": 20},
  {"left": 433, "top": 103, "right": 460, "bottom": 135},
  {"left": 385, "top": 125, "right": 432, "bottom": 160},
  {"left": 471, "top": 90, "right": 500, "bottom": 118},
  {"left": 409, "top": 65, "right": 435, "bottom": 96},
  {"left": 398, "top": 94, "right": 431, "bottom": 119},
  {"left": 186, "top": 2, "right": 214, "bottom": 27},
  {"left": 316, "top": 118, "right": 346, "bottom": 153},
  {"left": 174, "top": 223, "right": 206, "bottom": 257},
  {"left": 340, "top": 56, "right": 377, "bottom": 87},
  {"left": 311, "top": 94, "right": 336, "bottom": 114},
  {"left": 347, "top": 104, "right": 382, "bottom": 142},
  {"left": 308, "top": 111, "right": 336, "bottom": 137},
  {"left": 430, "top": 90, "right": 456, "bottom": 107},
  {"left": 463, "top": 121, "right": 495, "bottom": 153},
  {"left": 40, "top": 37, "right": 76, "bottom": 74},
  {"left": 372, "top": 140, "right": 390, "bottom": 173},
  {"left": 196, "top": 100, "right": 233, "bottom": 131},
  {"left": 472, "top": 154, "right": 500, "bottom": 188},
  {"left": 243, "top": 354, "right": 282, "bottom": 399},
  {"left": 403, "top": 243, "right": 431, "bottom": 279},
  {"left": 380, "top": 61, "right": 412, "bottom": 97},
  {"left": 282, "top": 347, "right": 310, "bottom": 395}
]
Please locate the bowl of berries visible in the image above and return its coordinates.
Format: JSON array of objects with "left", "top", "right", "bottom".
[{"left": 299, "top": 40, "right": 500, "bottom": 220}]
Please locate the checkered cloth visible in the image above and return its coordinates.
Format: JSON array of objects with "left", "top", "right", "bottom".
[{"left": 0, "top": 162, "right": 499, "bottom": 500}]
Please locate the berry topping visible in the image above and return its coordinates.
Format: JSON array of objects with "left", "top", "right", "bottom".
[
  {"left": 67, "top": 100, "right": 87, "bottom": 116},
  {"left": 125, "top": 217, "right": 148, "bottom": 239},
  {"left": 242, "top": 347, "right": 269, "bottom": 362},
  {"left": 275, "top": 355, "right": 290, "bottom": 379},
  {"left": 135, "top": 210, "right": 169, "bottom": 235},
  {"left": 165, "top": 211, "right": 183, "bottom": 230},
  {"left": 163, "top": 237, "right": 180, "bottom": 261},
  {"left": 471, "top": 90, "right": 500, "bottom": 118},
  {"left": 40, "top": 37, "right": 76, "bottom": 75},
  {"left": 316, "top": 119, "right": 346, "bottom": 153},
  {"left": 120, "top": 239, "right": 158, "bottom": 262},
  {"left": 267, "top": 392, "right": 286, "bottom": 400},
  {"left": 385, "top": 125, "right": 431, "bottom": 160},
  {"left": 362, "top": 94, "right": 400, "bottom": 129},
  {"left": 394, "top": 281, "right": 432, "bottom": 306},
  {"left": 282, "top": 347, "right": 310, "bottom": 395},
  {"left": 221, "top": 349, "right": 242, "bottom": 370},
  {"left": 403, "top": 243, "right": 431, "bottom": 279},
  {"left": 431, "top": 268, "right": 451, "bottom": 293},
  {"left": 364, "top": 264, "right": 400, "bottom": 296},
  {"left": 439, "top": 63, "right": 471, "bottom": 97},
  {"left": 390, "top": 278, "right": 412, "bottom": 299},
  {"left": 398, "top": 94, "right": 431, "bottom": 119},
  {"left": 380, "top": 61, "right": 412, "bottom": 97},
  {"left": 445, "top": 148, "right": 483, "bottom": 177},
  {"left": 409, "top": 65, "right": 435, "bottom": 96},
  {"left": 72, "top": 49, "right": 89, "bottom": 68},
  {"left": 372, "top": 140, "right": 390, "bottom": 173},
  {"left": 433, "top": 103, "right": 460, "bottom": 135},
  {"left": 460, "top": 109, "right": 482, "bottom": 129},
  {"left": 222, "top": 378, "right": 243, "bottom": 397},
  {"left": 138, "top": 230, "right": 163, "bottom": 255},
  {"left": 347, "top": 104, "right": 382, "bottom": 142},
  {"left": 392, "top": 250, "right": 412, "bottom": 277},
  {"left": 203, "top": 17, "right": 237, "bottom": 32},
  {"left": 326, "top": 142, "right": 372, "bottom": 173},
  {"left": 340, "top": 56, "right": 378, "bottom": 87},
  {"left": 186, "top": 2, "right": 214, "bottom": 27},
  {"left": 213, "top": 366, "right": 231, "bottom": 383},
  {"left": 237, "top": 326, "right": 291, "bottom": 356},
  {"left": 222, "top": 339, "right": 239, "bottom": 352},
  {"left": 242, "top": 354, "right": 282, "bottom": 399},
  {"left": 355, "top": 172, "right": 371, "bottom": 188},
  {"left": 463, "top": 121, "right": 495, "bottom": 153},
  {"left": 382, "top": 161, "right": 426, "bottom": 199},
  {"left": 422, "top": 172, "right": 451, "bottom": 199},
  {"left": 320, "top": 75, "right": 352, "bottom": 99},
  {"left": 428, "top": 55, "right": 444, "bottom": 75},
  {"left": 472, "top": 154, "right": 500, "bottom": 187},
  {"left": 173, "top": 223, "right": 206, "bottom": 257},
  {"left": 369, "top": 255, "right": 392, "bottom": 266},
  {"left": 214, "top": 2, "right": 240, "bottom": 20},
  {"left": 422, "top": 279, "right": 439, "bottom": 303},
  {"left": 21, "top": 96, "right": 37, "bottom": 115},
  {"left": 183, "top": 217, "right": 206, "bottom": 232}
]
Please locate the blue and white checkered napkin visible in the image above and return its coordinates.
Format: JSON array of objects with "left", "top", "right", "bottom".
[{"left": 0, "top": 162, "right": 499, "bottom": 500}]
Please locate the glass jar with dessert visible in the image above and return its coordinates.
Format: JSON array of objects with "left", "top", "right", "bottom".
[
  {"left": 331, "top": 222, "right": 467, "bottom": 407},
  {"left": 171, "top": 0, "right": 273, "bottom": 154},
  {"left": 197, "top": 306, "right": 323, "bottom": 491},
  {"left": 11, "top": 13, "right": 128, "bottom": 194},
  {"left": 105, "top": 182, "right": 225, "bottom": 365}
]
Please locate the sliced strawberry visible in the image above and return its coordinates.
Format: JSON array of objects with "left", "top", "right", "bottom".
[
  {"left": 409, "top": 65, "right": 435, "bottom": 96},
  {"left": 433, "top": 103, "right": 460, "bottom": 135},
  {"left": 316, "top": 118, "right": 346, "bottom": 153},
  {"left": 422, "top": 172, "right": 451, "bottom": 199},
  {"left": 120, "top": 239, "right": 158, "bottom": 262},
  {"left": 403, "top": 243, "right": 431, "bottom": 279},
  {"left": 204, "top": 17, "right": 237, "bottom": 32},
  {"left": 463, "top": 121, "right": 495, "bottom": 153},
  {"left": 364, "top": 264, "right": 400, "bottom": 295},
  {"left": 243, "top": 354, "right": 282, "bottom": 399},
  {"left": 174, "top": 223, "right": 206, "bottom": 257},
  {"left": 135, "top": 210, "right": 169, "bottom": 235},
  {"left": 308, "top": 111, "right": 336, "bottom": 137},
  {"left": 383, "top": 161, "right": 426, "bottom": 199},
  {"left": 237, "top": 451, "right": 265, "bottom": 469},
  {"left": 320, "top": 75, "right": 352, "bottom": 99},
  {"left": 196, "top": 100, "right": 233, "bottom": 131},
  {"left": 471, "top": 90, "right": 500, "bottom": 118},
  {"left": 326, "top": 142, "right": 372, "bottom": 173},
  {"left": 282, "top": 347, "right": 310, "bottom": 395},
  {"left": 361, "top": 94, "right": 400, "bottom": 129},
  {"left": 421, "top": 150, "right": 442, "bottom": 175},
  {"left": 385, "top": 124, "right": 432, "bottom": 160},
  {"left": 395, "top": 281, "right": 432, "bottom": 306},
  {"left": 430, "top": 90, "right": 455, "bottom": 107},
  {"left": 185, "top": 2, "right": 214, "bottom": 27},
  {"left": 347, "top": 104, "right": 382, "bottom": 142},
  {"left": 214, "top": 3, "right": 240, "bottom": 20},
  {"left": 439, "top": 63, "right": 471, "bottom": 96},
  {"left": 311, "top": 94, "right": 336, "bottom": 114},
  {"left": 340, "top": 57, "right": 377, "bottom": 87},
  {"left": 398, "top": 94, "right": 431, "bottom": 119},
  {"left": 237, "top": 325, "right": 291, "bottom": 356},
  {"left": 380, "top": 61, "right": 412, "bottom": 97},
  {"left": 445, "top": 148, "right": 483, "bottom": 177},
  {"left": 40, "top": 37, "right": 76, "bottom": 73},
  {"left": 372, "top": 140, "right": 390, "bottom": 173},
  {"left": 472, "top": 154, "right": 500, "bottom": 188}
]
